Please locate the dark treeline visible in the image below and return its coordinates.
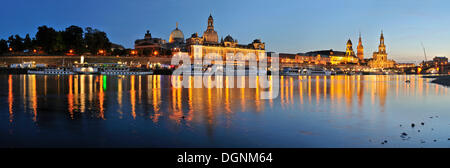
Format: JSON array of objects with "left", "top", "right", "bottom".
[{"left": 0, "top": 25, "right": 122, "bottom": 56}]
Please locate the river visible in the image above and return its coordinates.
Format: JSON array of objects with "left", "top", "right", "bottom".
[{"left": 0, "top": 74, "right": 449, "bottom": 147}]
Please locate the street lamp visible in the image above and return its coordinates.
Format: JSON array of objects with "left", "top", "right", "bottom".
[{"left": 131, "top": 50, "right": 137, "bottom": 56}]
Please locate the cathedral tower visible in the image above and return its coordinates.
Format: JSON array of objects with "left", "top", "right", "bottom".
[
  {"left": 357, "top": 33, "right": 364, "bottom": 60},
  {"left": 378, "top": 31, "right": 386, "bottom": 54},
  {"left": 375, "top": 31, "right": 387, "bottom": 60},
  {"left": 368, "top": 30, "right": 395, "bottom": 68}
]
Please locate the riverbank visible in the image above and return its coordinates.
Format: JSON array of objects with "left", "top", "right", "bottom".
[
  {"left": 0, "top": 67, "right": 174, "bottom": 75},
  {"left": 0, "top": 56, "right": 173, "bottom": 65},
  {"left": 430, "top": 75, "right": 450, "bottom": 87}
]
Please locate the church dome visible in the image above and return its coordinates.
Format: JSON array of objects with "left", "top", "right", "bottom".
[
  {"left": 224, "top": 35, "right": 234, "bottom": 42},
  {"left": 169, "top": 23, "right": 184, "bottom": 43},
  {"left": 203, "top": 30, "right": 218, "bottom": 43}
]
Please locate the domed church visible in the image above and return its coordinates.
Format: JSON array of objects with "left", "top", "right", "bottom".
[
  {"left": 202, "top": 14, "right": 219, "bottom": 43},
  {"left": 133, "top": 14, "right": 266, "bottom": 58},
  {"left": 169, "top": 22, "right": 184, "bottom": 44},
  {"left": 184, "top": 14, "right": 265, "bottom": 60}
]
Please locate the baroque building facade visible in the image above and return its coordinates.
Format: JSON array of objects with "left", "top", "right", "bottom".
[
  {"left": 186, "top": 14, "right": 266, "bottom": 61},
  {"left": 330, "top": 39, "right": 359, "bottom": 65},
  {"left": 134, "top": 30, "right": 167, "bottom": 56},
  {"left": 134, "top": 14, "right": 265, "bottom": 59},
  {"left": 368, "top": 31, "right": 395, "bottom": 69}
]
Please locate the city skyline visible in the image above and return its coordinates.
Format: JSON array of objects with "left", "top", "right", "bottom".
[{"left": 1, "top": 0, "right": 450, "bottom": 63}]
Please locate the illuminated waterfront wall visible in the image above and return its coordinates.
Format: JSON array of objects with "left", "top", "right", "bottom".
[
  {"left": 0, "top": 56, "right": 174, "bottom": 65},
  {"left": 190, "top": 45, "right": 266, "bottom": 63}
]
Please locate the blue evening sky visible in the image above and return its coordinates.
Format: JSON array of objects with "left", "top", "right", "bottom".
[{"left": 1, "top": 0, "right": 449, "bottom": 62}]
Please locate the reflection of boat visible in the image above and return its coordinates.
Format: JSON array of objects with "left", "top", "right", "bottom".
[
  {"left": 309, "top": 68, "right": 332, "bottom": 76},
  {"left": 100, "top": 67, "right": 153, "bottom": 75},
  {"left": 73, "top": 66, "right": 99, "bottom": 74},
  {"left": 348, "top": 71, "right": 363, "bottom": 75},
  {"left": 282, "top": 68, "right": 302, "bottom": 76},
  {"left": 282, "top": 67, "right": 331, "bottom": 76},
  {"left": 28, "top": 67, "right": 75, "bottom": 75}
]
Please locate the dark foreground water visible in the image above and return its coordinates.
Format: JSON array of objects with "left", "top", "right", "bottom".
[{"left": 0, "top": 74, "right": 449, "bottom": 147}]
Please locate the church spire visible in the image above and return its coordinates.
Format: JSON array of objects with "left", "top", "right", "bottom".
[
  {"left": 207, "top": 14, "right": 214, "bottom": 30},
  {"left": 358, "top": 32, "right": 362, "bottom": 43},
  {"left": 378, "top": 30, "right": 386, "bottom": 54},
  {"left": 357, "top": 32, "right": 364, "bottom": 60}
]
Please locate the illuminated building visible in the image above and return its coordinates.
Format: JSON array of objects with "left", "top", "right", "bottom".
[
  {"left": 329, "top": 39, "right": 359, "bottom": 65},
  {"left": 357, "top": 33, "right": 364, "bottom": 61},
  {"left": 133, "top": 14, "right": 264, "bottom": 59},
  {"left": 297, "top": 51, "right": 332, "bottom": 65},
  {"left": 276, "top": 53, "right": 296, "bottom": 65},
  {"left": 345, "top": 39, "right": 356, "bottom": 57},
  {"left": 134, "top": 30, "right": 166, "bottom": 56},
  {"left": 432, "top": 56, "right": 448, "bottom": 65},
  {"left": 203, "top": 14, "right": 219, "bottom": 43},
  {"left": 396, "top": 63, "right": 416, "bottom": 68},
  {"left": 368, "top": 31, "right": 395, "bottom": 69},
  {"left": 186, "top": 14, "right": 265, "bottom": 61}
]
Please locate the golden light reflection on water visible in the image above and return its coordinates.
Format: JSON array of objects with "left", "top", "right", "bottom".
[
  {"left": 130, "top": 75, "right": 136, "bottom": 120},
  {"left": 29, "top": 75, "right": 37, "bottom": 122},
  {"left": 5, "top": 75, "right": 449, "bottom": 126},
  {"left": 150, "top": 75, "right": 161, "bottom": 123},
  {"left": 98, "top": 75, "right": 105, "bottom": 119},
  {"left": 68, "top": 75, "right": 74, "bottom": 118},
  {"left": 169, "top": 76, "right": 183, "bottom": 124},
  {"left": 8, "top": 75, "right": 13, "bottom": 123}
]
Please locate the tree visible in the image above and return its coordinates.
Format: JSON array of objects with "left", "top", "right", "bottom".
[
  {"left": 84, "top": 27, "right": 111, "bottom": 55},
  {"left": 63, "top": 25, "right": 84, "bottom": 54},
  {"left": 8, "top": 35, "right": 25, "bottom": 52},
  {"left": 0, "top": 39, "right": 8, "bottom": 55},
  {"left": 54, "top": 31, "right": 66, "bottom": 54},
  {"left": 23, "top": 34, "right": 33, "bottom": 51},
  {"left": 35, "top": 25, "right": 57, "bottom": 54}
]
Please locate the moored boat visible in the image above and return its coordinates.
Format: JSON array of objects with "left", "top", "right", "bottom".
[
  {"left": 28, "top": 67, "right": 75, "bottom": 75},
  {"left": 100, "top": 67, "right": 153, "bottom": 75}
]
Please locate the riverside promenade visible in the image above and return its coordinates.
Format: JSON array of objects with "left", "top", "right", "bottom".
[{"left": 0, "top": 56, "right": 173, "bottom": 66}]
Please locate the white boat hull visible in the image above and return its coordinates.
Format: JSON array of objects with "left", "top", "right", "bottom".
[
  {"left": 101, "top": 71, "right": 153, "bottom": 75},
  {"left": 28, "top": 70, "right": 75, "bottom": 75}
]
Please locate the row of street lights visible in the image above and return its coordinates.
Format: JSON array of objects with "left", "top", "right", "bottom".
[{"left": 7, "top": 47, "right": 160, "bottom": 56}]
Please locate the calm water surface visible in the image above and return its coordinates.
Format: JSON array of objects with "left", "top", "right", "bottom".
[{"left": 0, "top": 74, "right": 449, "bottom": 147}]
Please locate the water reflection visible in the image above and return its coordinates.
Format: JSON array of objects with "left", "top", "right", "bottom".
[
  {"left": 1, "top": 74, "right": 449, "bottom": 147},
  {"left": 4, "top": 75, "right": 448, "bottom": 122},
  {"left": 8, "top": 75, "right": 13, "bottom": 123}
]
